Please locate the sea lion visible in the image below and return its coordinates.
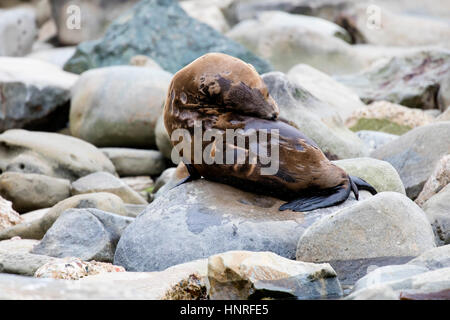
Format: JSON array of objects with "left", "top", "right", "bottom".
[{"left": 163, "top": 53, "right": 377, "bottom": 212}]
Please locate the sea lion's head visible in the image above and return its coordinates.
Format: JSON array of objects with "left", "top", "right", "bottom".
[{"left": 164, "top": 53, "right": 279, "bottom": 126}]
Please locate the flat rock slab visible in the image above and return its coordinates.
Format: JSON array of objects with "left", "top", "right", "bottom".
[{"left": 114, "top": 179, "right": 372, "bottom": 272}]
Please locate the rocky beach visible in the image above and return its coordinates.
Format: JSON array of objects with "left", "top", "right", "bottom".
[{"left": 0, "top": 0, "right": 449, "bottom": 301}]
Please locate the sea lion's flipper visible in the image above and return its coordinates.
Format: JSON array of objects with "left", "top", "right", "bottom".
[
  {"left": 349, "top": 176, "right": 377, "bottom": 196},
  {"left": 171, "top": 164, "right": 201, "bottom": 189},
  {"left": 279, "top": 184, "right": 351, "bottom": 212}
]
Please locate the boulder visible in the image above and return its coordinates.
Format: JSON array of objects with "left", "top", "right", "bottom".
[
  {"left": 0, "top": 252, "right": 58, "bottom": 276},
  {"left": 0, "top": 172, "right": 71, "bottom": 213},
  {"left": 296, "top": 192, "right": 436, "bottom": 263},
  {"left": 262, "top": 72, "right": 369, "bottom": 159},
  {"left": 32, "top": 208, "right": 134, "bottom": 262},
  {"left": 0, "top": 238, "right": 38, "bottom": 254},
  {"left": 287, "top": 63, "right": 365, "bottom": 121},
  {"left": 0, "top": 129, "right": 116, "bottom": 181},
  {"left": 336, "top": 50, "right": 450, "bottom": 110},
  {"left": 0, "top": 192, "right": 128, "bottom": 240},
  {"left": 114, "top": 179, "right": 372, "bottom": 272},
  {"left": 69, "top": 66, "right": 172, "bottom": 148},
  {"left": 436, "top": 108, "right": 450, "bottom": 122},
  {"left": 26, "top": 47, "right": 76, "bottom": 68},
  {"left": 0, "top": 7, "right": 37, "bottom": 57},
  {"left": 227, "top": 11, "right": 366, "bottom": 74},
  {"left": 0, "top": 196, "right": 22, "bottom": 231},
  {"left": 332, "top": 158, "right": 405, "bottom": 195},
  {"left": 415, "top": 155, "right": 450, "bottom": 206},
  {"left": 63, "top": 0, "right": 271, "bottom": 75},
  {"left": 155, "top": 115, "right": 173, "bottom": 159},
  {"left": 355, "top": 130, "right": 398, "bottom": 153},
  {"left": 101, "top": 148, "right": 166, "bottom": 177},
  {"left": 371, "top": 122, "right": 450, "bottom": 199},
  {"left": 346, "top": 101, "right": 434, "bottom": 135},
  {"left": 0, "top": 58, "right": 78, "bottom": 132},
  {"left": 180, "top": 0, "right": 230, "bottom": 33},
  {"left": 71, "top": 172, "right": 147, "bottom": 205},
  {"left": 407, "top": 245, "right": 450, "bottom": 270},
  {"left": 422, "top": 184, "right": 450, "bottom": 245},
  {"left": 50, "top": 0, "right": 140, "bottom": 45},
  {"left": 207, "top": 250, "right": 342, "bottom": 300}
]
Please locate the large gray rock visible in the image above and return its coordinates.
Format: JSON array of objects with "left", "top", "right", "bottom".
[
  {"left": 0, "top": 172, "right": 70, "bottom": 213},
  {"left": 356, "top": 130, "right": 399, "bottom": 152},
  {"left": 407, "top": 245, "right": 450, "bottom": 270},
  {"left": 154, "top": 115, "right": 172, "bottom": 159},
  {"left": 262, "top": 72, "right": 369, "bottom": 159},
  {"left": 32, "top": 208, "right": 134, "bottom": 262},
  {"left": 415, "top": 155, "right": 450, "bottom": 206},
  {"left": 63, "top": 0, "right": 271, "bottom": 75},
  {"left": 26, "top": 47, "right": 76, "bottom": 68},
  {"left": 207, "top": 250, "right": 342, "bottom": 300},
  {"left": 114, "top": 179, "right": 372, "bottom": 272},
  {"left": 371, "top": 122, "right": 450, "bottom": 199},
  {"left": 0, "top": 58, "right": 78, "bottom": 132},
  {"left": 422, "top": 184, "right": 450, "bottom": 245},
  {"left": 336, "top": 50, "right": 450, "bottom": 111},
  {"left": 0, "top": 7, "right": 37, "bottom": 57},
  {"left": 332, "top": 158, "right": 405, "bottom": 195},
  {"left": 101, "top": 148, "right": 166, "bottom": 177},
  {"left": 0, "top": 129, "right": 116, "bottom": 181},
  {"left": 296, "top": 192, "right": 436, "bottom": 263},
  {"left": 180, "top": 0, "right": 230, "bottom": 33},
  {"left": 71, "top": 172, "right": 147, "bottom": 205},
  {"left": 227, "top": 10, "right": 366, "bottom": 74},
  {"left": 70, "top": 66, "right": 172, "bottom": 148},
  {"left": 0, "top": 192, "right": 128, "bottom": 240},
  {"left": 0, "top": 238, "right": 38, "bottom": 254},
  {"left": 50, "top": 0, "right": 140, "bottom": 45}
]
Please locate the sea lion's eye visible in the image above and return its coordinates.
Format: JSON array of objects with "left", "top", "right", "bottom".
[{"left": 180, "top": 92, "right": 187, "bottom": 104}]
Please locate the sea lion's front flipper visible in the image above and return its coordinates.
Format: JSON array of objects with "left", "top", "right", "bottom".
[
  {"left": 171, "top": 164, "right": 201, "bottom": 189},
  {"left": 279, "top": 184, "right": 351, "bottom": 212}
]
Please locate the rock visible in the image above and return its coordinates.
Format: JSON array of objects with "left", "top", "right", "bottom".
[
  {"left": 129, "top": 55, "right": 163, "bottom": 70},
  {"left": 287, "top": 63, "right": 365, "bottom": 121},
  {"left": 114, "top": 179, "right": 372, "bottom": 272},
  {"left": 0, "top": 196, "right": 22, "bottom": 231},
  {"left": 163, "top": 273, "right": 207, "bottom": 300},
  {"left": 336, "top": 3, "right": 450, "bottom": 48},
  {"left": 262, "top": 72, "right": 369, "bottom": 159},
  {"left": 35, "top": 257, "right": 125, "bottom": 280},
  {"left": 71, "top": 172, "right": 147, "bottom": 205},
  {"left": 0, "top": 172, "right": 71, "bottom": 213},
  {"left": 32, "top": 208, "right": 134, "bottom": 262},
  {"left": 227, "top": 10, "right": 366, "bottom": 74},
  {"left": 0, "top": 7, "right": 37, "bottom": 57},
  {"left": 121, "top": 176, "right": 154, "bottom": 194},
  {"left": 407, "top": 245, "right": 450, "bottom": 271},
  {"left": 415, "top": 155, "right": 450, "bottom": 206},
  {"left": 21, "top": 207, "right": 49, "bottom": 223},
  {"left": 0, "top": 192, "right": 128, "bottom": 240},
  {"left": 356, "top": 130, "right": 398, "bottom": 152},
  {"left": 26, "top": 47, "right": 76, "bottom": 68},
  {"left": 63, "top": 0, "right": 271, "bottom": 75},
  {"left": 101, "top": 148, "right": 166, "bottom": 177},
  {"left": 352, "top": 264, "right": 430, "bottom": 293},
  {"left": 0, "top": 129, "right": 116, "bottom": 181},
  {"left": 422, "top": 184, "right": 450, "bottom": 245},
  {"left": 371, "top": 122, "right": 450, "bottom": 199},
  {"left": 0, "top": 58, "right": 78, "bottom": 132},
  {"left": 0, "top": 258, "right": 208, "bottom": 299},
  {"left": 180, "top": 0, "right": 230, "bottom": 33},
  {"left": 0, "top": 238, "right": 38, "bottom": 254},
  {"left": 123, "top": 204, "right": 147, "bottom": 218},
  {"left": 207, "top": 250, "right": 342, "bottom": 300},
  {"left": 332, "top": 158, "right": 405, "bottom": 195},
  {"left": 155, "top": 115, "right": 173, "bottom": 159},
  {"left": 0, "top": 252, "right": 58, "bottom": 276},
  {"left": 153, "top": 167, "right": 179, "bottom": 196},
  {"left": 336, "top": 50, "right": 450, "bottom": 110},
  {"left": 347, "top": 267, "right": 450, "bottom": 300},
  {"left": 50, "top": 0, "right": 140, "bottom": 45},
  {"left": 296, "top": 192, "right": 436, "bottom": 263},
  {"left": 436, "top": 108, "right": 450, "bottom": 122},
  {"left": 346, "top": 101, "right": 435, "bottom": 135},
  {"left": 69, "top": 66, "right": 172, "bottom": 148}
]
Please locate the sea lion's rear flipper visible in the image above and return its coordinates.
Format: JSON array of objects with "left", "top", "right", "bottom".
[
  {"left": 279, "top": 184, "right": 351, "bottom": 212},
  {"left": 349, "top": 176, "right": 377, "bottom": 196},
  {"left": 171, "top": 164, "right": 201, "bottom": 189}
]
